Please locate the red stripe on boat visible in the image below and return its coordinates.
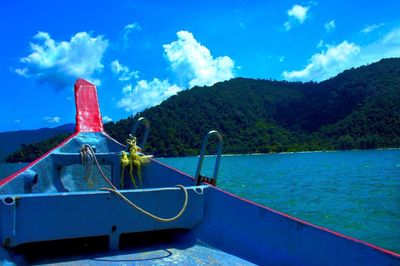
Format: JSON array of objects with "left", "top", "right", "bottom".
[{"left": 74, "top": 79, "right": 104, "bottom": 133}]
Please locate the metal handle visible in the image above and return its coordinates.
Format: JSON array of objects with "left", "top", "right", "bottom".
[
  {"left": 195, "top": 130, "right": 223, "bottom": 186},
  {"left": 131, "top": 117, "right": 150, "bottom": 150}
]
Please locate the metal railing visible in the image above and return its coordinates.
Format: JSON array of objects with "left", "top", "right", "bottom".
[
  {"left": 131, "top": 117, "right": 150, "bottom": 150},
  {"left": 195, "top": 130, "right": 223, "bottom": 186}
]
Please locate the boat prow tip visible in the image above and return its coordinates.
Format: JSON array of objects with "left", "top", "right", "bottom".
[
  {"left": 75, "top": 78, "right": 95, "bottom": 87},
  {"left": 74, "top": 79, "right": 104, "bottom": 133}
]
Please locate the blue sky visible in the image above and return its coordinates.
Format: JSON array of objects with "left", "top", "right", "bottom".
[{"left": 1, "top": 0, "right": 400, "bottom": 132}]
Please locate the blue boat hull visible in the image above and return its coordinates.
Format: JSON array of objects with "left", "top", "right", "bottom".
[{"left": 0, "top": 79, "right": 398, "bottom": 265}]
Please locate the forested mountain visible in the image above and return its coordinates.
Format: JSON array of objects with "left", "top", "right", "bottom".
[
  {"left": 0, "top": 124, "right": 74, "bottom": 161},
  {"left": 6, "top": 58, "right": 400, "bottom": 161},
  {"left": 5, "top": 134, "right": 71, "bottom": 163}
]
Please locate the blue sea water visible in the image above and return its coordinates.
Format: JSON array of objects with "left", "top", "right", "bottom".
[
  {"left": 158, "top": 149, "right": 400, "bottom": 253},
  {"left": 0, "top": 150, "right": 399, "bottom": 253}
]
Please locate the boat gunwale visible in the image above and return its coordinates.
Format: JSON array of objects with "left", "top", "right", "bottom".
[
  {"left": 0, "top": 185, "right": 208, "bottom": 199},
  {"left": 154, "top": 156, "right": 400, "bottom": 258},
  {"left": 1, "top": 132, "right": 399, "bottom": 258},
  {"left": 0, "top": 132, "right": 79, "bottom": 187}
]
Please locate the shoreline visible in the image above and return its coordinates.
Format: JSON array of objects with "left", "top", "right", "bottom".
[
  {"left": 156, "top": 147, "right": 400, "bottom": 159},
  {"left": 2, "top": 147, "right": 399, "bottom": 162}
]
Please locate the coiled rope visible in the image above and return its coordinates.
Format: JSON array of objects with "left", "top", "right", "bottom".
[
  {"left": 80, "top": 146, "right": 94, "bottom": 188},
  {"left": 99, "top": 186, "right": 188, "bottom": 222},
  {"left": 80, "top": 144, "right": 188, "bottom": 222}
]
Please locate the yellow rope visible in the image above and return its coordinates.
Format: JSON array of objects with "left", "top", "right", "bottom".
[
  {"left": 82, "top": 144, "right": 188, "bottom": 223},
  {"left": 81, "top": 145, "right": 115, "bottom": 189},
  {"left": 80, "top": 147, "right": 94, "bottom": 188},
  {"left": 128, "top": 163, "right": 138, "bottom": 189},
  {"left": 120, "top": 151, "right": 129, "bottom": 188},
  {"left": 122, "top": 135, "right": 152, "bottom": 189},
  {"left": 99, "top": 185, "right": 188, "bottom": 223}
]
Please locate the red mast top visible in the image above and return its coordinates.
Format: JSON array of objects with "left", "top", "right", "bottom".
[{"left": 74, "top": 79, "right": 104, "bottom": 133}]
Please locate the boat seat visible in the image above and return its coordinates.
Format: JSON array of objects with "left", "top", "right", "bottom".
[{"left": 0, "top": 185, "right": 206, "bottom": 250}]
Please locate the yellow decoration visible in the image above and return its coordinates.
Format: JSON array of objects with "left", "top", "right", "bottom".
[{"left": 120, "top": 135, "right": 152, "bottom": 189}]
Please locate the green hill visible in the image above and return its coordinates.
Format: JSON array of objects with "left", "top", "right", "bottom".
[
  {"left": 6, "top": 58, "right": 400, "bottom": 161},
  {"left": 0, "top": 124, "right": 74, "bottom": 162}
]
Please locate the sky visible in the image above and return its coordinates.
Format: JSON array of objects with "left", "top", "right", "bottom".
[{"left": 1, "top": 0, "right": 400, "bottom": 132}]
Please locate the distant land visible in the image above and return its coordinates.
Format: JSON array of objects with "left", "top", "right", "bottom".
[
  {"left": 5, "top": 58, "right": 400, "bottom": 162},
  {"left": 0, "top": 124, "right": 74, "bottom": 162}
]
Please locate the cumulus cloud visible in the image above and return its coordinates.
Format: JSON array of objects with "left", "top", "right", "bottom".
[
  {"left": 44, "top": 116, "right": 61, "bottom": 123},
  {"left": 102, "top": 116, "right": 112, "bottom": 123},
  {"left": 283, "top": 27, "right": 400, "bottom": 81},
  {"left": 118, "top": 78, "right": 182, "bottom": 112},
  {"left": 361, "top": 23, "right": 385, "bottom": 34},
  {"left": 116, "top": 30, "right": 235, "bottom": 114},
  {"left": 110, "top": 60, "right": 139, "bottom": 81},
  {"left": 284, "top": 4, "right": 310, "bottom": 31},
  {"left": 288, "top": 5, "right": 309, "bottom": 22},
  {"left": 325, "top": 20, "right": 336, "bottom": 32},
  {"left": 283, "top": 41, "right": 361, "bottom": 81},
  {"left": 163, "top": 30, "right": 235, "bottom": 87},
  {"left": 15, "top": 31, "right": 108, "bottom": 89}
]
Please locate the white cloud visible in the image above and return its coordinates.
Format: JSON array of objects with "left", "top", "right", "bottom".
[
  {"left": 123, "top": 22, "right": 141, "bottom": 44},
  {"left": 102, "top": 116, "right": 112, "bottom": 123},
  {"left": 163, "top": 31, "right": 235, "bottom": 87},
  {"left": 118, "top": 78, "right": 182, "bottom": 112},
  {"left": 122, "top": 84, "right": 133, "bottom": 93},
  {"left": 360, "top": 27, "right": 400, "bottom": 63},
  {"left": 124, "top": 23, "right": 141, "bottom": 32},
  {"left": 110, "top": 60, "right": 139, "bottom": 81},
  {"left": 284, "top": 4, "right": 309, "bottom": 31},
  {"left": 15, "top": 31, "right": 108, "bottom": 89},
  {"left": 361, "top": 23, "right": 385, "bottom": 34},
  {"left": 116, "top": 30, "right": 235, "bottom": 115},
  {"left": 325, "top": 20, "right": 336, "bottom": 32},
  {"left": 13, "top": 119, "right": 21, "bottom": 123},
  {"left": 44, "top": 116, "right": 61, "bottom": 123},
  {"left": 283, "top": 27, "right": 400, "bottom": 81},
  {"left": 284, "top": 22, "right": 292, "bottom": 32},
  {"left": 279, "top": 56, "right": 285, "bottom": 62},
  {"left": 283, "top": 41, "right": 361, "bottom": 81},
  {"left": 288, "top": 5, "right": 309, "bottom": 23}
]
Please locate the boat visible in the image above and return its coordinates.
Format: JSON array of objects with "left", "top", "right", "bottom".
[{"left": 0, "top": 79, "right": 399, "bottom": 265}]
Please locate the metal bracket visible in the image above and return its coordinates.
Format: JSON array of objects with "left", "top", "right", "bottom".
[
  {"left": 131, "top": 117, "right": 150, "bottom": 150},
  {"left": 195, "top": 130, "right": 223, "bottom": 186}
]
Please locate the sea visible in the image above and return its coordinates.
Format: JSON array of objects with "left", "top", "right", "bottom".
[{"left": 1, "top": 149, "right": 399, "bottom": 253}]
